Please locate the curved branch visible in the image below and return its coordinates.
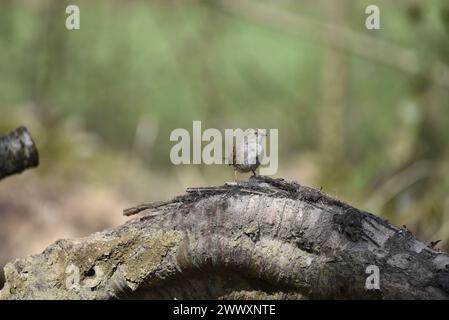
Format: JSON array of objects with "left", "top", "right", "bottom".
[{"left": 1, "top": 177, "right": 448, "bottom": 299}]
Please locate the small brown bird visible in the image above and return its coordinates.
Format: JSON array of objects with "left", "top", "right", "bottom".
[{"left": 228, "top": 130, "right": 265, "bottom": 180}]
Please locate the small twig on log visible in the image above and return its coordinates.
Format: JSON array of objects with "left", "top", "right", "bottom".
[
  {"left": 123, "top": 200, "right": 175, "bottom": 216},
  {"left": 0, "top": 127, "right": 39, "bottom": 180},
  {"left": 123, "top": 176, "right": 300, "bottom": 217}
]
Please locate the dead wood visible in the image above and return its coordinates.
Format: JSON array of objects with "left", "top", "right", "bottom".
[{"left": 1, "top": 176, "right": 448, "bottom": 299}]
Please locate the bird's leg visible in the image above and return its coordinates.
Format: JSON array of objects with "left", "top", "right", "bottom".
[
  {"left": 252, "top": 169, "right": 257, "bottom": 176},
  {"left": 234, "top": 169, "right": 238, "bottom": 182}
]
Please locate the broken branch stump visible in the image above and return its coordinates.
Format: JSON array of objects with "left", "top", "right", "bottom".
[{"left": 0, "top": 127, "right": 39, "bottom": 180}]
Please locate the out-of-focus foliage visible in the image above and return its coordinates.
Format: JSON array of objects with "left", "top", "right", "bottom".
[{"left": 0, "top": 0, "right": 448, "bottom": 277}]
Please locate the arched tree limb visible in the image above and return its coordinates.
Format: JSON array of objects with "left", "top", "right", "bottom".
[{"left": 1, "top": 176, "right": 448, "bottom": 299}]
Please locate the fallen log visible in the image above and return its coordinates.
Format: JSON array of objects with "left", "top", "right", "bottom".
[
  {"left": 1, "top": 176, "right": 448, "bottom": 299},
  {"left": 0, "top": 127, "right": 39, "bottom": 180}
]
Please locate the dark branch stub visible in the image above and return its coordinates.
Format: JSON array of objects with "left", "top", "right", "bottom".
[{"left": 0, "top": 127, "right": 39, "bottom": 180}]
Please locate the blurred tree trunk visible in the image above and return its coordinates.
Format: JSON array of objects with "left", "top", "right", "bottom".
[
  {"left": 319, "top": 0, "right": 348, "bottom": 161},
  {"left": 199, "top": 2, "right": 227, "bottom": 121},
  {"left": 0, "top": 0, "right": 14, "bottom": 43},
  {"left": 33, "top": 0, "right": 68, "bottom": 127},
  {"left": 399, "top": 1, "right": 449, "bottom": 165}
]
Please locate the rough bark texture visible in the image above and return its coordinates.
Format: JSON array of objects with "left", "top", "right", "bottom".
[
  {"left": 1, "top": 176, "right": 448, "bottom": 300},
  {"left": 0, "top": 127, "right": 39, "bottom": 180}
]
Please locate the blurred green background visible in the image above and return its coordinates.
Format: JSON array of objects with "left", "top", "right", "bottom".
[{"left": 1, "top": 0, "right": 449, "bottom": 285}]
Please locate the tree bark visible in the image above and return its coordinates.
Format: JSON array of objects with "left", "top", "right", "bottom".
[
  {"left": 0, "top": 127, "right": 39, "bottom": 181},
  {"left": 1, "top": 176, "right": 448, "bottom": 299}
]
